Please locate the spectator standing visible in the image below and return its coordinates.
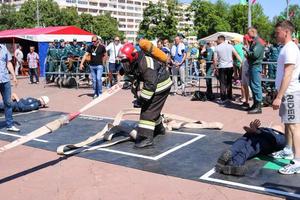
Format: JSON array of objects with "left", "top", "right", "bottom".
[
  {"left": 232, "top": 37, "right": 244, "bottom": 85},
  {"left": 106, "top": 36, "right": 122, "bottom": 87},
  {"left": 171, "top": 36, "right": 187, "bottom": 95},
  {"left": 272, "top": 20, "right": 300, "bottom": 175},
  {"left": 240, "top": 34, "right": 252, "bottom": 109},
  {"left": 245, "top": 27, "right": 265, "bottom": 114},
  {"left": 14, "top": 45, "right": 23, "bottom": 76},
  {"left": 266, "top": 43, "right": 281, "bottom": 91},
  {"left": 205, "top": 42, "right": 214, "bottom": 100},
  {"left": 213, "top": 35, "right": 242, "bottom": 104},
  {"left": 80, "top": 36, "right": 107, "bottom": 98},
  {"left": 27, "top": 46, "right": 39, "bottom": 84},
  {"left": 190, "top": 42, "right": 199, "bottom": 76},
  {"left": 0, "top": 44, "right": 19, "bottom": 132}
]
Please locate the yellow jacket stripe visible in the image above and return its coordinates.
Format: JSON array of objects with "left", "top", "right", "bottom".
[
  {"left": 145, "top": 56, "right": 154, "bottom": 69},
  {"left": 139, "top": 120, "right": 155, "bottom": 130},
  {"left": 155, "top": 77, "right": 172, "bottom": 93},
  {"left": 140, "top": 89, "right": 154, "bottom": 100}
]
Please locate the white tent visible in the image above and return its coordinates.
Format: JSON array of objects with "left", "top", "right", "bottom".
[{"left": 200, "top": 32, "right": 243, "bottom": 42}]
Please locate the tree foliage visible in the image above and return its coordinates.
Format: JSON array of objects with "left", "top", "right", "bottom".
[
  {"left": 275, "top": 4, "right": 300, "bottom": 37},
  {"left": 0, "top": 4, "right": 17, "bottom": 30},
  {"left": 190, "top": 0, "right": 273, "bottom": 40},
  {"left": 138, "top": 0, "right": 178, "bottom": 41}
]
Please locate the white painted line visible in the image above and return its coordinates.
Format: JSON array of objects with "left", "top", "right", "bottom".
[
  {"left": 97, "top": 148, "right": 157, "bottom": 160},
  {"left": 153, "top": 135, "right": 205, "bottom": 160},
  {"left": 200, "top": 168, "right": 300, "bottom": 199},
  {"left": 169, "top": 130, "right": 202, "bottom": 136},
  {"left": 97, "top": 134, "right": 205, "bottom": 161},
  {"left": 0, "top": 131, "right": 49, "bottom": 143},
  {"left": 0, "top": 110, "right": 38, "bottom": 119}
]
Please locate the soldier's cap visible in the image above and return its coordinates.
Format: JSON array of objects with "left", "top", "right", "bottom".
[
  {"left": 54, "top": 39, "right": 58, "bottom": 42},
  {"left": 60, "top": 39, "right": 65, "bottom": 42},
  {"left": 73, "top": 38, "right": 77, "bottom": 42}
]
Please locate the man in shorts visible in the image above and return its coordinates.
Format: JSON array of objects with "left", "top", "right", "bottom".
[{"left": 272, "top": 20, "right": 300, "bottom": 175}]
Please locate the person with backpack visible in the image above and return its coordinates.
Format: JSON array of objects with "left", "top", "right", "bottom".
[{"left": 118, "top": 43, "right": 172, "bottom": 148}]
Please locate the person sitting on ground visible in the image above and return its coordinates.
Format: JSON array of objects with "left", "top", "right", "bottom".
[
  {"left": 215, "top": 119, "right": 285, "bottom": 176},
  {"left": 0, "top": 93, "right": 49, "bottom": 112}
]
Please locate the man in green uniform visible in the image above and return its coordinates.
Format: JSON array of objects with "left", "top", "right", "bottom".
[
  {"left": 266, "top": 43, "right": 281, "bottom": 91},
  {"left": 245, "top": 28, "right": 265, "bottom": 114},
  {"left": 46, "top": 41, "right": 59, "bottom": 82}
]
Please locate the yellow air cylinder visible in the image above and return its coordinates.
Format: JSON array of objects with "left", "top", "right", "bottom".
[{"left": 139, "top": 39, "right": 168, "bottom": 63}]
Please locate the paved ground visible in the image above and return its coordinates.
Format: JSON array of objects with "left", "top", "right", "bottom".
[{"left": 0, "top": 78, "right": 283, "bottom": 200}]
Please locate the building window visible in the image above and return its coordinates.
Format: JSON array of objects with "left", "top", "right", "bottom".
[
  {"left": 89, "top": 2, "right": 98, "bottom": 6},
  {"left": 119, "top": 18, "right": 126, "bottom": 22},
  {"left": 118, "top": 12, "right": 125, "bottom": 15},
  {"left": 127, "top": 19, "right": 134, "bottom": 22},
  {"left": 118, "top": 0, "right": 125, "bottom": 2},
  {"left": 99, "top": 3, "right": 107, "bottom": 7},
  {"left": 78, "top": 0, "right": 87, "bottom": 4},
  {"left": 127, "top": 0, "right": 133, "bottom": 4},
  {"left": 78, "top": 8, "right": 88, "bottom": 12},
  {"left": 134, "top": 1, "right": 141, "bottom": 5},
  {"left": 118, "top": 5, "right": 125, "bottom": 9},
  {"left": 127, "top": 6, "right": 134, "bottom": 10},
  {"left": 89, "top": 9, "right": 98, "bottom": 13},
  {"left": 127, "top": 25, "right": 134, "bottom": 28}
]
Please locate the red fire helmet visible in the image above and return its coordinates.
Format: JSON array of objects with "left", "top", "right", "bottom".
[{"left": 119, "top": 43, "right": 138, "bottom": 63}]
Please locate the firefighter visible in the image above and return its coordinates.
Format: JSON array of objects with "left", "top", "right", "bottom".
[{"left": 118, "top": 43, "right": 173, "bottom": 148}]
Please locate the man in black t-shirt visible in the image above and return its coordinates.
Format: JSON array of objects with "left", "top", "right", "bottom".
[{"left": 80, "top": 36, "right": 107, "bottom": 98}]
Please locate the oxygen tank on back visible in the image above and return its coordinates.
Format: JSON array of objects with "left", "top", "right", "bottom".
[{"left": 138, "top": 39, "right": 168, "bottom": 63}]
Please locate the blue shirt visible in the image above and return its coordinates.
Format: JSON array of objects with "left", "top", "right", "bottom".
[
  {"left": 0, "top": 44, "right": 12, "bottom": 83},
  {"left": 173, "top": 45, "right": 186, "bottom": 63}
]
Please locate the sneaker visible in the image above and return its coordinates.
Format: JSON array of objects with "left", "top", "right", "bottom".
[
  {"left": 93, "top": 94, "right": 98, "bottom": 99},
  {"left": 7, "top": 126, "right": 20, "bottom": 132},
  {"left": 279, "top": 160, "right": 300, "bottom": 175},
  {"left": 271, "top": 148, "right": 294, "bottom": 160}
]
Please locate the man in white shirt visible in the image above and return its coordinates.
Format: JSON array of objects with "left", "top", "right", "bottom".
[
  {"left": 272, "top": 20, "right": 300, "bottom": 175},
  {"left": 213, "top": 35, "right": 242, "bottom": 103},
  {"left": 106, "top": 36, "right": 122, "bottom": 87},
  {"left": 14, "top": 45, "right": 23, "bottom": 76}
]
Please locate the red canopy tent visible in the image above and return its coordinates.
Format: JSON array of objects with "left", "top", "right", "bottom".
[
  {"left": 0, "top": 26, "right": 94, "bottom": 76},
  {"left": 0, "top": 26, "right": 94, "bottom": 42}
]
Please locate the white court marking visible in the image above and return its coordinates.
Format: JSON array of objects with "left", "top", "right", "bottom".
[
  {"left": 0, "top": 131, "right": 49, "bottom": 143},
  {"left": 0, "top": 113, "right": 205, "bottom": 159},
  {"left": 80, "top": 114, "right": 206, "bottom": 160},
  {"left": 200, "top": 168, "right": 300, "bottom": 199},
  {"left": 0, "top": 110, "right": 38, "bottom": 119}
]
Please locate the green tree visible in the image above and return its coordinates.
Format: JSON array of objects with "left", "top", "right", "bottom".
[
  {"left": 16, "top": 0, "right": 61, "bottom": 28},
  {"left": 228, "top": 4, "right": 248, "bottom": 34},
  {"left": 276, "top": 4, "right": 300, "bottom": 37},
  {"left": 79, "top": 13, "right": 94, "bottom": 33},
  {"left": 59, "top": 7, "right": 80, "bottom": 26},
  {"left": 251, "top": 3, "right": 273, "bottom": 41},
  {"left": 93, "top": 13, "right": 124, "bottom": 42},
  {"left": 190, "top": 0, "right": 230, "bottom": 38},
  {"left": 0, "top": 4, "right": 17, "bottom": 30},
  {"left": 138, "top": 0, "right": 178, "bottom": 41}
]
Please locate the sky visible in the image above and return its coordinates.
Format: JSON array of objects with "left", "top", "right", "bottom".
[{"left": 180, "top": 0, "right": 299, "bottom": 20}]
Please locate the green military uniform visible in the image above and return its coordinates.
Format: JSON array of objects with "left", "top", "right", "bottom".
[
  {"left": 266, "top": 44, "right": 281, "bottom": 91},
  {"left": 246, "top": 36, "right": 265, "bottom": 113}
]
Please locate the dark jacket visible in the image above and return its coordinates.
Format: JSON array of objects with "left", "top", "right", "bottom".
[{"left": 130, "top": 51, "right": 172, "bottom": 102}]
